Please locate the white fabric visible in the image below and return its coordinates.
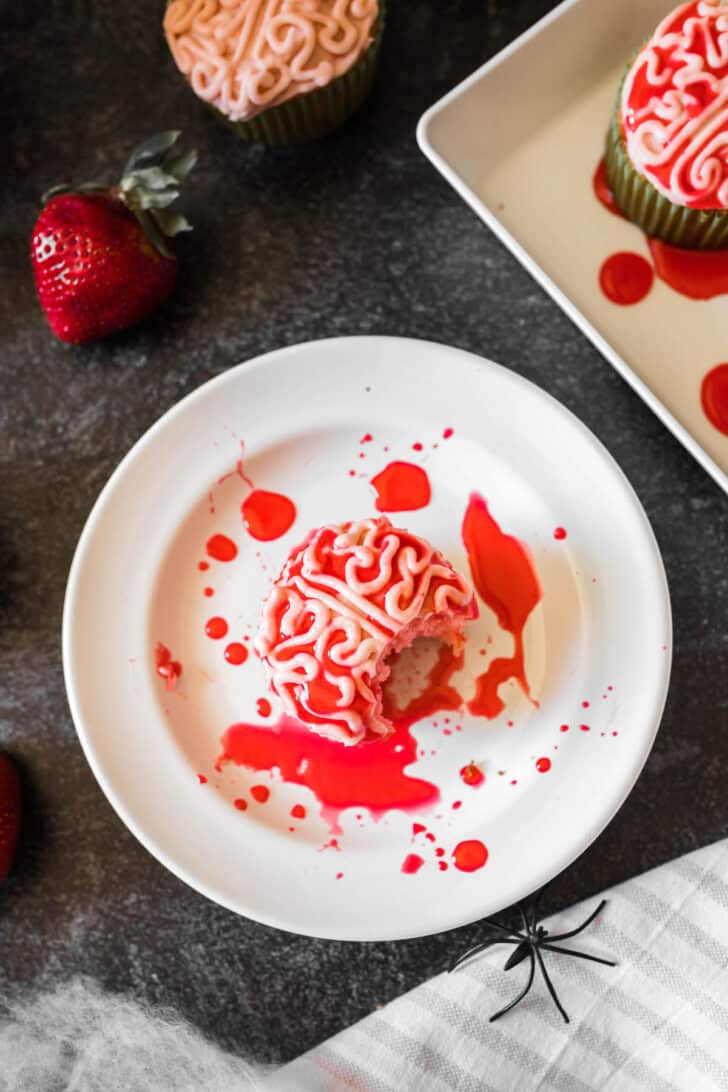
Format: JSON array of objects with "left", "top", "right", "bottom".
[{"left": 267, "top": 839, "right": 728, "bottom": 1091}]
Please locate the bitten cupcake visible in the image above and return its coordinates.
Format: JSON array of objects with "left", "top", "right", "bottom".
[
  {"left": 164, "top": 0, "right": 384, "bottom": 144},
  {"left": 605, "top": 0, "right": 728, "bottom": 249}
]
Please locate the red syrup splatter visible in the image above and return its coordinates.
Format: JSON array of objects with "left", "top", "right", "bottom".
[
  {"left": 250, "top": 785, "right": 270, "bottom": 803},
  {"left": 560, "top": 724, "right": 569, "bottom": 732},
  {"left": 219, "top": 715, "right": 439, "bottom": 834},
  {"left": 234, "top": 798, "right": 247, "bottom": 811},
  {"left": 203, "top": 587, "right": 214, "bottom": 597},
  {"left": 242, "top": 490, "right": 296, "bottom": 541},
  {"left": 460, "top": 763, "right": 485, "bottom": 787},
  {"left": 336, "top": 872, "right": 344, "bottom": 879},
  {"left": 224, "top": 642, "right": 248, "bottom": 665},
  {"left": 599, "top": 253, "right": 654, "bottom": 305},
  {"left": 206, "top": 534, "right": 238, "bottom": 562},
  {"left": 198, "top": 561, "right": 209, "bottom": 571},
  {"left": 370, "top": 462, "right": 431, "bottom": 512},
  {"left": 647, "top": 240, "right": 728, "bottom": 300},
  {"left": 154, "top": 643, "right": 182, "bottom": 691},
  {"left": 401, "top": 853, "right": 425, "bottom": 874},
  {"left": 553, "top": 527, "right": 567, "bottom": 540},
  {"left": 462, "top": 494, "right": 542, "bottom": 719},
  {"left": 702, "top": 364, "right": 728, "bottom": 435},
  {"left": 256, "top": 698, "right": 272, "bottom": 718},
  {"left": 361, "top": 433, "right": 373, "bottom": 443},
  {"left": 443, "top": 428, "right": 454, "bottom": 439},
  {"left": 593, "top": 158, "right": 628, "bottom": 219},
  {"left": 197, "top": 774, "right": 207, "bottom": 784},
  {"left": 452, "top": 839, "right": 488, "bottom": 872},
  {"left": 205, "top": 617, "right": 228, "bottom": 640},
  {"left": 535, "top": 757, "right": 551, "bottom": 773},
  {"left": 412, "top": 442, "right": 423, "bottom": 452},
  {"left": 291, "top": 804, "right": 306, "bottom": 820},
  {"left": 412, "top": 822, "right": 427, "bottom": 836}
]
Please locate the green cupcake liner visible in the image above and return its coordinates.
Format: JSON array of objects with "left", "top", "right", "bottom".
[
  {"left": 216, "top": 1, "right": 385, "bottom": 145},
  {"left": 605, "top": 69, "right": 728, "bottom": 250}
]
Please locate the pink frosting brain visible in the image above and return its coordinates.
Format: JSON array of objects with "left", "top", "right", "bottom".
[
  {"left": 621, "top": 1, "right": 728, "bottom": 209},
  {"left": 164, "top": 0, "right": 378, "bottom": 123},
  {"left": 255, "top": 518, "right": 477, "bottom": 744}
]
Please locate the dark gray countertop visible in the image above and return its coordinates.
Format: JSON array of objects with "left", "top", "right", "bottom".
[{"left": 2, "top": 0, "right": 727, "bottom": 1067}]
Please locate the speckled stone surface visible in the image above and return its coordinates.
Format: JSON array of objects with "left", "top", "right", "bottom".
[{"left": 1, "top": 0, "right": 727, "bottom": 1068}]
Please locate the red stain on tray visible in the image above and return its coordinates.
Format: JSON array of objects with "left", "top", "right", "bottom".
[
  {"left": 371, "top": 461, "right": 431, "bottom": 512},
  {"left": 599, "top": 252, "right": 654, "bottom": 305},
  {"left": 462, "top": 493, "right": 542, "bottom": 718},
  {"left": 593, "top": 158, "right": 628, "bottom": 219},
  {"left": 154, "top": 642, "right": 182, "bottom": 691},
  {"left": 242, "top": 489, "right": 296, "bottom": 541},
  {"left": 452, "top": 840, "right": 488, "bottom": 873},
  {"left": 702, "top": 364, "right": 728, "bottom": 436}
]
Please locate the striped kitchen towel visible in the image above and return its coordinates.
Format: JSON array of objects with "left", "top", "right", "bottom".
[{"left": 267, "top": 838, "right": 728, "bottom": 1091}]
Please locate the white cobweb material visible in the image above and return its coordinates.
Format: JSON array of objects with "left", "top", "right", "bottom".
[{"left": 0, "top": 977, "right": 266, "bottom": 1092}]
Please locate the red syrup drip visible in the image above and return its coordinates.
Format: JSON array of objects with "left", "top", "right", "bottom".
[
  {"left": 242, "top": 490, "right": 296, "bottom": 542},
  {"left": 535, "top": 757, "right": 551, "bottom": 773},
  {"left": 291, "top": 804, "right": 306, "bottom": 820},
  {"left": 647, "top": 240, "right": 728, "bottom": 300},
  {"left": 593, "top": 158, "right": 628, "bottom": 220},
  {"left": 224, "top": 642, "right": 248, "bottom": 665},
  {"left": 452, "top": 839, "right": 488, "bottom": 873},
  {"left": 250, "top": 785, "right": 270, "bottom": 803},
  {"left": 553, "top": 527, "right": 567, "bottom": 541},
  {"left": 412, "top": 822, "right": 427, "bottom": 836},
  {"left": 462, "top": 494, "right": 542, "bottom": 719},
  {"left": 702, "top": 364, "right": 728, "bottom": 435},
  {"left": 197, "top": 774, "right": 207, "bottom": 785},
  {"left": 360, "top": 433, "right": 373, "bottom": 443},
  {"left": 234, "top": 798, "right": 247, "bottom": 811},
  {"left": 459, "top": 763, "right": 485, "bottom": 787},
  {"left": 219, "top": 715, "right": 440, "bottom": 834},
  {"left": 154, "top": 642, "right": 182, "bottom": 691},
  {"left": 401, "top": 854, "right": 425, "bottom": 874},
  {"left": 205, "top": 617, "right": 228, "bottom": 640},
  {"left": 370, "top": 461, "right": 431, "bottom": 512},
  {"left": 256, "top": 698, "right": 272, "bottom": 718},
  {"left": 599, "top": 253, "right": 654, "bottom": 305},
  {"left": 206, "top": 534, "right": 238, "bottom": 562},
  {"left": 198, "top": 561, "right": 209, "bottom": 571}
]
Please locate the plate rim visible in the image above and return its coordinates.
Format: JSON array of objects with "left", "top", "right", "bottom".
[
  {"left": 415, "top": 0, "right": 728, "bottom": 499},
  {"left": 62, "top": 335, "right": 673, "bottom": 940}
]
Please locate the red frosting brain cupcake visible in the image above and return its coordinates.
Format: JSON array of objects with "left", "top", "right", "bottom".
[{"left": 255, "top": 517, "right": 477, "bottom": 745}]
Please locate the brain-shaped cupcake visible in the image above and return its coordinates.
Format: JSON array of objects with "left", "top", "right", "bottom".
[{"left": 255, "top": 517, "right": 477, "bottom": 744}]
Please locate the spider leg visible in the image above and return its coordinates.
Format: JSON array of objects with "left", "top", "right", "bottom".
[
  {"left": 548, "top": 899, "right": 607, "bottom": 943},
  {"left": 449, "top": 937, "right": 521, "bottom": 973},
  {"left": 540, "top": 942, "right": 616, "bottom": 968},
  {"left": 533, "top": 944, "right": 570, "bottom": 1024},
  {"left": 490, "top": 949, "right": 536, "bottom": 1022}
]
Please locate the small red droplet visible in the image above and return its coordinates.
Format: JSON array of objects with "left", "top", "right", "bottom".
[
  {"left": 256, "top": 698, "right": 272, "bottom": 718},
  {"left": 553, "top": 527, "right": 567, "bottom": 540},
  {"left": 205, "top": 617, "right": 229, "bottom": 640},
  {"left": 291, "top": 804, "right": 306, "bottom": 819},
  {"left": 443, "top": 427, "right": 454, "bottom": 439},
  {"left": 203, "top": 587, "right": 214, "bottom": 597},
  {"left": 224, "top": 642, "right": 248, "bottom": 665},
  {"left": 535, "top": 757, "right": 551, "bottom": 773},
  {"left": 412, "top": 822, "right": 427, "bottom": 836},
  {"left": 580, "top": 724, "right": 591, "bottom": 732},
  {"left": 360, "top": 433, "right": 373, "bottom": 443},
  {"left": 612, "top": 730, "right": 619, "bottom": 737},
  {"left": 198, "top": 561, "right": 209, "bottom": 571},
  {"left": 197, "top": 774, "right": 207, "bottom": 784},
  {"left": 435, "top": 847, "right": 445, "bottom": 857},
  {"left": 206, "top": 534, "right": 238, "bottom": 562},
  {"left": 452, "top": 800, "right": 462, "bottom": 810},
  {"left": 460, "top": 763, "right": 485, "bottom": 787},
  {"left": 452, "top": 840, "right": 488, "bottom": 872},
  {"left": 251, "top": 785, "right": 270, "bottom": 803},
  {"left": 438, "top": 861, "right": 448, "bottom": 871},
  {"left": 336, "top": 872, "right": 344, "bottom": 879},
  {"left": 234, "top": 798, "right": 247, "bottom": 811},
  {"left": 412, "top": 442, "right": 423, "bottom": 452},
  {"left": 582, "top": 700, "right": 590, "bottom": 708},
  {"left": 348, "top": 469, "right": 356, "bottom": 476},
  {"left": 401, "top": 853, "right": 425, "bottom": 874},
  {"left": 599, "top": 252, "right": 654, "bottom": 305}
]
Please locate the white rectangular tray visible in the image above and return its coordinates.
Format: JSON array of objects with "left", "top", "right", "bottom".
[{"left": 417, "top": 0, "right": 728, "bottom": 495}]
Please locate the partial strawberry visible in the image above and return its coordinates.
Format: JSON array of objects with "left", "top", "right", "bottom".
[
  {"left": 0, "top": 752, "right": 21, "bottom": 880},
  {"left": 30, "top": 131, "right": 196, "bottom": 344}
]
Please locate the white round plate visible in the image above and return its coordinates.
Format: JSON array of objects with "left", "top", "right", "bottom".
[{"left": 63, "top": 337, "right": 671, "bottom": 941}]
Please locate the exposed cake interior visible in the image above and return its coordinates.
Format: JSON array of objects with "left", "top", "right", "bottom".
[{"left": 255, "top": 517, "right": 477, "bottom": 745}]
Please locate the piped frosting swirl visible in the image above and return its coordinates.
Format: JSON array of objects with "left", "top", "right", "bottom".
[
  {"left": 621, "top": 1, "right": 728, "bottom": 210},
  {"left": 255, "top": 518, "right": 476, "bottom": 745},
  {"left": 164, "top": 0, "right": 378, "bottom": 122}
]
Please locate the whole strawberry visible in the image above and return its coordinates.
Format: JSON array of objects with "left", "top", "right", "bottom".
[
  {"left": 0, "top": 752, "right": 21, "bottom": 880},
  {"left": 30, "top": 131, "right": 196, "bottom": 344}
]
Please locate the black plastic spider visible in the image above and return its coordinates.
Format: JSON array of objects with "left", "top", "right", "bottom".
[{"left": 449, "top": 888, "right": 616, "bottom": 1023}]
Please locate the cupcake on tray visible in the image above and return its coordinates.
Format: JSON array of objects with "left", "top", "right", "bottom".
[
  {"left": 164, "top": 0, "right": 384, "bottom": 144},
  {"left": 605, "top": 0, "right": 728, "bottom": 249}
]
